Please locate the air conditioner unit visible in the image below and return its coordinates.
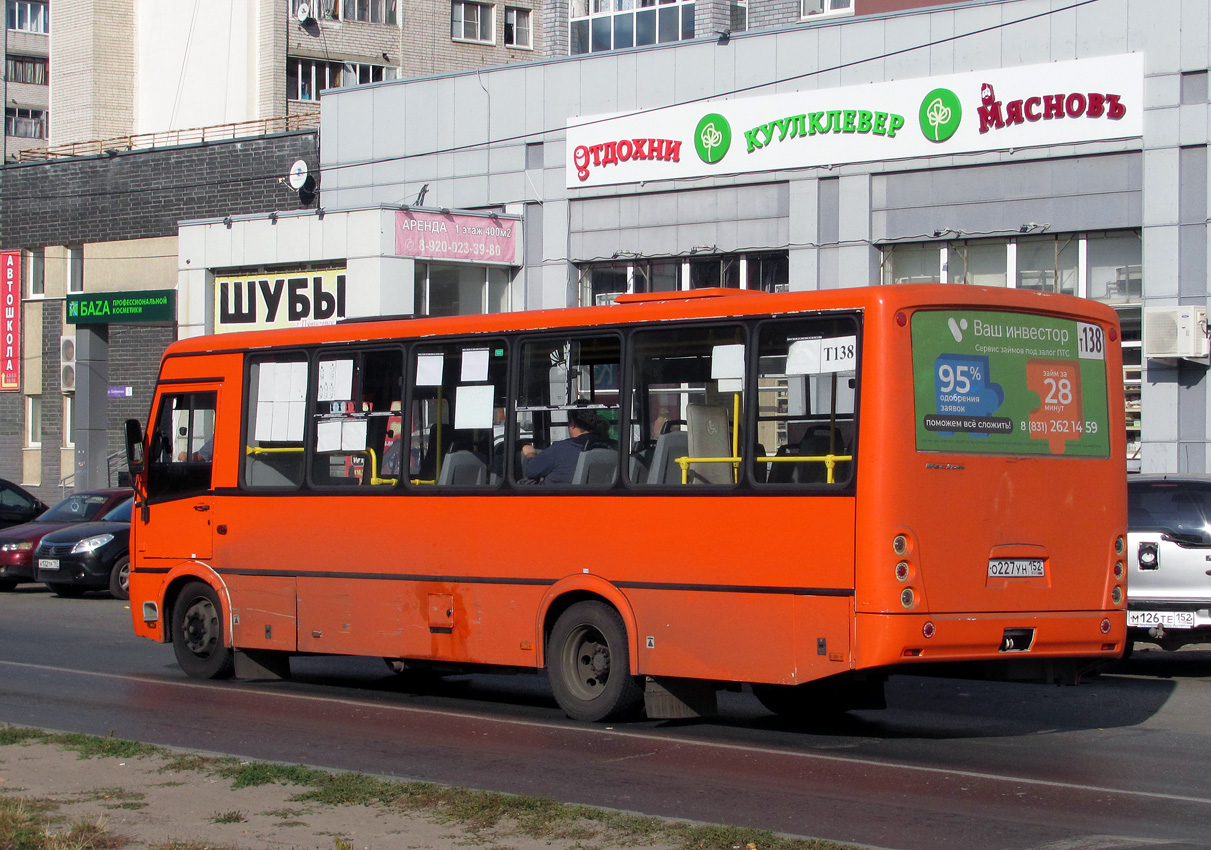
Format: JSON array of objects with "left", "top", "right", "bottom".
[
  {"left": 1144, "top": 306, "right": 1210, "bottom": 359},
  {"left": 60, "top": 335, "right": 76, "bottom": 393}
]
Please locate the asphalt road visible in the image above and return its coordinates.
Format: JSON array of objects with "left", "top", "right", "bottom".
[{"left": 0, "top": 585, "right": 1208, "bottom": 850}]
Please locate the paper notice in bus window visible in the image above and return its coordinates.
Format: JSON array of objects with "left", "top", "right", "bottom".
[
  {"left": 318, "top": 359, "right": 354, "bottom": 402},
  {"left": 258, "top": 362, "right": 281, "bottom": 401},
  {"left": 461, "top": 349, "right": 490, "bottom": 383},
  {"left": 711, "top": 344, "right": 745, "bottom": 380},
  {"left": 787, "top": 336, "right": 858, "bottom": 375},
  {"left": 340, "top": 418, "right": 367, "bottom": 451},
  {"left": 454, "top": 385, "right": 494, "bottom": 430},
  {"left": 316, "top": 419, "right": 342, "bottom": 453},
  {"left": 911, "top": 310, "right": 1110, "bottom": 458},
  {"left": 255, "top": 401, "right": 274, "bottom": 442},
  {"left": 417, "top": 353, "right": 444, "bottom": 386},
  {"left": 287, "top": 362, "right": 308, "bottom": 402}
]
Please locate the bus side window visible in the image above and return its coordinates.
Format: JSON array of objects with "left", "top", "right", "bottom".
[
  {"left": 310, "top": 349, "right": 403, "bottom": 488},
  {"left": 628, "top": 324, "right": 745, "bottom": 486},
  {"left": 146, "top": 391, "right": 217, "bottom": 499},
  {"left": 244, "top": 355, "right": 308, "bottom": 489},
  {"left": 754, "top": 317, "right": 858, "bottom": 487},
  {"left": 512, "top": 335, "right": 621, "bottom": 486},
  {"left": 407, "top": 341, "right": 508, "bottom": 488}
]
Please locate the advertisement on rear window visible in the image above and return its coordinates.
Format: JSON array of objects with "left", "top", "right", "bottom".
[{"left": 911, "top": 310, "right": 1110, "bottom": 457}]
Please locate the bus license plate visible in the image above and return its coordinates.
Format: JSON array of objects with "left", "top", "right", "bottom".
[
  {"left": 988, "top": 558, "right": 1045, "bottom": 577},
  {"left": 1127, "top": 611, "right": 1196, "bottom": 629},
  {"left": 37, "top": 559, "right": 59, "bottom": 571}
]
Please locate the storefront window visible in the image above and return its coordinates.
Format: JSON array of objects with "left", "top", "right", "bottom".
[
  {"left": 1017, "top": 235, "right": 1077, "bottom": 295},
  {"left": 946, "top": 240, "right": 1007, "bottom": 287},
  {"left": 1087, "top": 230, "right": 1142, "bottom": 305},
  {"left": 577, "top": 252, "right": 788, "bottom": 304},
  {"left": 415, "top": 263, "right": 511, "bottom": 317},
  {"left": 881, "top": 243, "right": 940, "bottom": 285}
]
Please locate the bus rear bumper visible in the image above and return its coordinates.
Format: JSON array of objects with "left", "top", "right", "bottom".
[{"left": 856, "top": 610, "right": 1127, "bottom": 671}]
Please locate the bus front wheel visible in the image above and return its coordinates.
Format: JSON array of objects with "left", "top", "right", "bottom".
[
  {"left": 172, "top": 581, "right": 235, "bottom": 680},
  {"left": 548, "top": 601, "right": 644, "bottom": 723}
]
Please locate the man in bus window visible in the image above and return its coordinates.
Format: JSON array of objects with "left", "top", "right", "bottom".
[{"left": 521, "top": 406, "right": 606, "bottom": 484}]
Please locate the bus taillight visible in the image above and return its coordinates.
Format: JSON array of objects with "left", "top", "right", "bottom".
[
  {"left": 922, "top": 621, "right": 935, "bottom": 639},
  {"left": 1100, "top": 618, "right": 1112, "bottom": 634}
]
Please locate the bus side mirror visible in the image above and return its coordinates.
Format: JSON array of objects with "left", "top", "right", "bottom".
[{"left": 125, "top": 418, "right": 145, "bottom": 476}]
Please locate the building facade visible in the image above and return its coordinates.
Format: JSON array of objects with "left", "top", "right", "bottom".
[{"left": 176, "top": 0, "right": 1208, "bottom": 476}]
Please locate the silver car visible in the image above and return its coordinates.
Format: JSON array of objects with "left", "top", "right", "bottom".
[{"left": 1127, "top": 474, "right": 1211, "bottom": 651}]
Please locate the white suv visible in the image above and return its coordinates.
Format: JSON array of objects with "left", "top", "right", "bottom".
[{"left": 1127, "top": 474, "right": 1211, "bottom": 651}]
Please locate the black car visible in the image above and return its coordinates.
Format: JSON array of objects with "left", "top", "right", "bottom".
[
  {"left": 34, "top": 497, "right": 133, "bottom": 599},
  {"left": 0, "top": 478, "right": 47, "bottom": 530}
]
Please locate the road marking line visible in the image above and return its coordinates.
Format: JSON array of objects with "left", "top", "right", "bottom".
[{"left": 2, "top": 658, "right": 1208, "bottom": 807}]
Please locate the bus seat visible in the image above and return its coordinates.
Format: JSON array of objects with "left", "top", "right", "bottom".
[
  {"left": 573, "top": 448, "right": 618, "bottom": 486},
  {"left": 687, "top": 403, "right": 732, "bottom": 484},
  {"left": 646, "top": 430, "right": 688, "bottom": 485},
  {"left": 437, "top": 450, "right": 488, "bottom": 486},
  {"left": 798, "top": 425, "right": 846, "bottom": 484},
  {"left": 628, "top": 446, "right": 652, "bottom": 483}
]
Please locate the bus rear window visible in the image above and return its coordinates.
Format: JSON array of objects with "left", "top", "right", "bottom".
[{"left": 910, "top": 309, "right": 1111, "bottom": 458}]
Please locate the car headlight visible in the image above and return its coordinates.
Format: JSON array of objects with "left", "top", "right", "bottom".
[
  {"left": 71, "top": 534, "right": 114, "bottom": 554},
  {"left": 0, "top": 541, "right": 33, "bottom": 552}
]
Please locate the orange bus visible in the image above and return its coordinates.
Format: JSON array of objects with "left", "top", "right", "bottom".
[{"left": 123, "top": 284, "right": 1127, "bottom": 722}]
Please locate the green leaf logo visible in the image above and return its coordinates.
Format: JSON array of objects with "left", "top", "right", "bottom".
[
  {"left": 919, "top": 88, "right": 962, "bottom": 143},
  {"left": 695, "top": 113, "right": 731, "bottom": 165}
]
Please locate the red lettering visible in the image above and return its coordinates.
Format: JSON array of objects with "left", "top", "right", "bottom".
[
  {"left": 978, "top": 101, "right": 1004, "bottom": 134},
  {"left": 1006, "top": 100, "right": 1024, "bottom": 125},
  {"left": 1042, "top": 94, "right": 1065, "bottom": 119},
  {"left": 632, "top": 138, "right": 648, "bottom": 159},
  {"left": 664, "top": 140, "right": 681, "bottom": 162},
  {"left": 1024, "top": 97, "right": 1042, "bottom": 121},
  {"left": 1106, "top": 94, "right": 1125, "bottom": 119},
  {"left": 574, "top": 145, "right": 590, "bottom": 181},
  {"left": 1065, "top": 92, "right": 1087, "bottom": 117}
]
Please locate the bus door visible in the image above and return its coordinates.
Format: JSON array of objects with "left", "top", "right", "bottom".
[{"left": 138, "top": 387, "right": 219, "bottom": 563}]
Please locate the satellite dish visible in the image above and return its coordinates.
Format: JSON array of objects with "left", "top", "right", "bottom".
[
  {"left": 287, "top": 159, "right": 310, "bottom": 190},
  {"left": 296, "top": 2, "right": 312, "bottom": 22}
]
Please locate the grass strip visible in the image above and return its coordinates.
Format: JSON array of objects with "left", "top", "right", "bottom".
[{"left": 0, "top": 725, "right": 854, "bottom": 850}]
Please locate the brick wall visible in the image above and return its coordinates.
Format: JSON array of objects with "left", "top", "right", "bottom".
[
  {"left": 106, "top": 324, "right": 175, "bottom": 459},
  {"left": 0, "top": 131, "right": 319, "bottom": 248}
]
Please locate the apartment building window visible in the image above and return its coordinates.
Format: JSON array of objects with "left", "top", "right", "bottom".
[
  {"left": 341, "top": 0, "right": 398, "bottom": 23},
  {"left": 6, "top": 55, "right": 46, "bottom": 85},
  {"left": 25, "top": 396, "right": 41, "bottom": 449},
  {"left": 4, "top": 107, "right": 46, "bottom": 139},
  {"left": 6, "top": 0, "right": 48, "bottom": 33},
  {"left": 802, "top": 0, "right": 851, "bottom": 17},
  {"left": 67, "top": 246, "right": 83, "bottom": 294},
  {"left": 504, "top": 7, "right": 532, "bottom": 47},
  {"left": 415, "top": 263, "right": 509, "bottom": 316},
  {"left": 452, "top": 1, "right": 493, "bottom": 43},
  {"left": 570, "top": 0, "right": 694, "bottom": 56},
  {"left": 24, "top": 247, "right": 43, "bottom": 297},
  {"left": 288, "top": 58, "right": 394, "bottom": 100}
]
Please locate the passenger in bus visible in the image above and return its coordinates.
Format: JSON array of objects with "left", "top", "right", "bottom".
[{"left": 521, "top": 406, "right": 608, "bottom": 484}]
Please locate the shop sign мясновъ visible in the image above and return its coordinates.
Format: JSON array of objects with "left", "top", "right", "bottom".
[{"left": 565, "top": 54, "right": 1143, "bottom": 188}]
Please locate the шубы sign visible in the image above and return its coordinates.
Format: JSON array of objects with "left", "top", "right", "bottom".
[{"left": 67, "top": 290, "right": 175, "bottom": 324}]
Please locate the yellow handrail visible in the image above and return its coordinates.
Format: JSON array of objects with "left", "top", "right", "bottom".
[{"left": 676, "top": 453, "right": 853, "bottom": 484}]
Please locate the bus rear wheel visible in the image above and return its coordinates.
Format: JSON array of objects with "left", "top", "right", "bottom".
[
  {"left": 548, "top": 601, "right": 644, "bottom": 723},
  {"left": 172, "top": 581, "right": 234, "bottom": 679}
]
